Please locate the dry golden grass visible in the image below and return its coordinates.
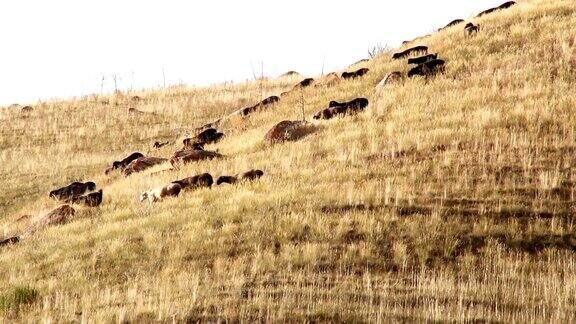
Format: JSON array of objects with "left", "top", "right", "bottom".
[{"left": 1, "top": 0, "right": 576, "bottom": 321}]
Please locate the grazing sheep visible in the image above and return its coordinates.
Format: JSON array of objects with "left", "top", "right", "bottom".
[
  {"left": 260, "top": 96, "right": 280, "bottom": 106},
  {"left": 105, "top": 152, "right": 144, "bottom": 174},
  {"left": 392, "top": 46, "right": 428, "bottom": 59},
  {"left": 170, "top": 149, "right": 223, "bottom": 167},
  {"left": 49, "top": 181, "right": 96, "bottom": 201},
  {"left": 477, "top": 1, "right": 516, "bottom": 17},
  {"left": 172, "top": 173, "right": 214, "bottom": 190},
  {"left": 281, "top": 71, "right": 300, "bottom": 77},
  {"left": 314, "top": 98, "right": 369, "bottom": 120},
  {"left": 140, "top": 183, "right": 182, "bottom": 204},
  {"left": 0, "top": 236, "right": 19, "bottom": 247},
  {"left": 498, "top": 1, "right": 516, "bottom": 9},
  {"left": 465, "top": 23, "right": 480, "bottom": 35},
  {"left": 128, "top": 108, "right": 146, "bottom": 115},
  {"left": 329, "top": 98, "right": 369, "bottom": 111},
  {"left": 408, "top": 59, "right": 446, "bottom": 77},
  {"left": 194, "top": 120, "right": 221, "bottom": 133},
  {"left": 240, "top": 96, "right": 280, "bottom": 116},
  {"left": 217, "top": 169, "right": 264, "bottom": 185},
  {"left": 408, "top": 53, "right": 438, "bottom": 65},
  {"left": 294, "top": 78, "right": 314, "bottom": 89},
  {"left": 191, "top": 128, "right": 224, "bottom": 145},
  {"left": 66, "top": 189, "right": 103, "bottom": 207},
  {"left": 314, "top": 108, "right": 336, "bottom": 120},
  {"left": 182, "top": 140, "right": 205, "bottom": 150},
  {"left": 438, "top": 19, "right": 464, "bottom": 31},
  {"left": 153, "top": 141, "right": 170, "bottom": 149},
  {"left": 341, "top": 68, "right": 369, "bottom": 80},
  {"left": 216, "top": 176, "right": 237, "bottom": 185},
  {"left": 122, "top": 157, "right": 168, "bottom": 176},
  {"left": 21, "top": 106, "right": 33, "bottom": 113},
  {"left": 241, "top": 169, "right": 264, "bottom": 181}
]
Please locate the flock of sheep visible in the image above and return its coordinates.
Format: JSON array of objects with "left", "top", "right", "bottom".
[{"left": 0, "top": 1, "right": 517, "bottom": 247}]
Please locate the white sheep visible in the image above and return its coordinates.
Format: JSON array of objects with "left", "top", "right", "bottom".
[{"left": 139, "top": 183, "right": 182, "bottom": 204}]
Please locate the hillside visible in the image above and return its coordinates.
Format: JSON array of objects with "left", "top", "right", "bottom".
[{"left": 1, "top": 0, "right": 576, "bottom": 321}]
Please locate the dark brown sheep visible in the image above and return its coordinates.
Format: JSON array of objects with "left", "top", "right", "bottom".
[
  {"left": 216, "top": 176, "right": 237, "bottom": 185},
  {"left": 0, "top": 236, "right": 19, "bottom": 247},
  {"left": 281, "top": 71, "right": 300, "bottom": 77},
  {"left": 21, "top": 106, "right": 33, "bottom": 113},
  {"left": 128, "top": 108, "right": 146, "bottom": 115},
  {"left": 408, "top": 53, "right": 438, "bottom": 65},
  {"left": 408, "top": 59, "right": 446, "bottom": 77},
  {"left": 465, "top": 23, "right": 480, "bottom": 35},
  {"left": 477, "top": 1, "right": 516, "bottom": 17},
  {"left": 341, "top": 68, "right": 369, "bottom": 79},
  {"left": 182, "top": 140, "right": 205, "bottom": 150},
  {"left": 172, "top": 173, "right": 214, "bottom": 190},
  {"left": 240, "top": 96, "right": 280, "bottom": 116},
  {"left": 295, "top": 78, "right": 314, "bottom": 89},
  {"left": 106, "top": 152, "right": 144, "bottom": 174},
  {"left": 314, "top": 98, "right": 369, "bottom": 120},
  {"left": 122, "top": 157, "right": 168, "bottom": 176},
  {"left": 392, "top": 46, "right": 428, "bottom": 60},
  {"left": 329, "top": 98, "right": 369, "bottom": 111},
  {"left": 438, "top": 19, "right": 464, "bottom": 31},
  {"left": 66, "top": 189, "right": 103, "bottom": 207},
  {"left": 217, "top": 169, "right": 264, "bottom": 185},
  {"left": 153, "top": 141, "right": 170, "bottom": 149},
  {"left": 194, "top": 120, "right": 221, "bottom": 133},
  {"left": 241, "top": 169, "right": 264, "bottom": 181},
  {"left": 49, "top": 181, "right": 96, "bottom": 201},
  {"left": 170, "top": 149, "right": 223, "bottom": 167},
  {"left": 187, "top": 128, "right": 224, "bottom": 146}
]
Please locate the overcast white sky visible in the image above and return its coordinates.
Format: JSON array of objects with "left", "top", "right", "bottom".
[{"left": 0, "top": 1, "right": 506, "bottom": 105}]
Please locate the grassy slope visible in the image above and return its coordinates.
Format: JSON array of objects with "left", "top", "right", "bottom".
[{"left": 1, "top": 0, "right": 576, "bottom": 321}]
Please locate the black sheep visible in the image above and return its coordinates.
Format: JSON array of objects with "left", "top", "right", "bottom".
[
  {"left": 408, "top": 54, "right": 438, "bottom": 65},
  {"left": 173, "top": 173, "right": 214, "bottom": 190},
  {"left": 106, "top": 152, "right": 144, "bottom": 174},
  {"left": 66, "top": 189, "right": 103, "bottom": 207},
  {"left": 0, "top": 236, "right": 19, "bottom": 247},
  {"left": 241, "top": 96, "right": 280, "bottom": 116},
  {"left": 477, "top": 1, "right": 516, "bottom": 17},
  {"left": 341, "top": 68, "right": 369, "bottom": 80},
  {"left": 216, "top": 176, "right": 237, "bottom": 185},
  {"left": 49, "top": 181, "right": 96, "bottom": 201},
  {"left": 314, "top": 98, "right": 369, "bottom": 120},
  {"left": 408, "top": 59, "right": 446, "bottom": 77},
  {"left": 439, "top": 19, "right": 464, "bottom": 31},
  {"left": 295, "top": 78, "right": 314, "bottom": 88},
  {"left": 465, "top": 23, "right": 480, "bottom": 35},
  {"left": 217, "top": 170, "right": 264, "bottom": 185},
  {"left": 392, "top": 46, "right": 428, "bottom": 59}
]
